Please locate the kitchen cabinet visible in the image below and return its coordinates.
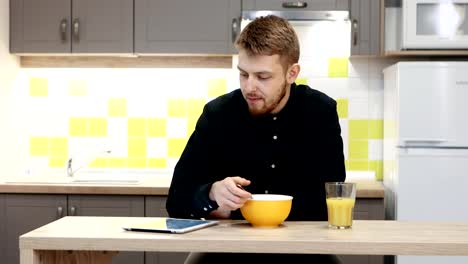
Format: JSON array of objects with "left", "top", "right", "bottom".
[
  {"left": 2, "top": 194, "right": 144, "bottom": 264},
  {"left": 10, "top": 0, "right": 133, "bottom": 53},
  {"left": 145, "top": 196, "right": 189, "bottom": 264},
  {"left": 0, "top": 195, "right": 6, "bottom": 262},
  {"left": 135, "top": 0, "right": 241, "bottom": 54},
  {"left": 350, "top": 0, "right": 382, "bottom": 56},
  {"left": 242, "top": 0, "right": 349, "bottom": 11}
]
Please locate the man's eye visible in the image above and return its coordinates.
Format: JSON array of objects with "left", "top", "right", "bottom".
[
  {"left": 258, "top": 76, "right": 270, "bottom": 80},
  {"left": 240, "top": 73, "right": 248, "bottom": 78}
]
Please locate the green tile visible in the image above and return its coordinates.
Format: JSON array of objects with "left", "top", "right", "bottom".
[
  {"left": 336, "top": 98, "right": 348, "bottom": 119},
  {"left": 348, "top": 140, "right": 368, "bottom": 160},
  {"left": 369, "top": 120, "right": 383, "bottom": 139},
  {"left": 349, "top": 119, "right": 368, "bottom": 139},
  {"left": 348, "top": 160, "right": 369, "bottom": 171},
  {"left": 369, "top": 160, "right": 383, "bottom": 181},
  {"left": 295, "top": 78, "right": 308, "bottom": 85},
  {"left": 328, "top": 57, "right": 349, "bottom": 78}
]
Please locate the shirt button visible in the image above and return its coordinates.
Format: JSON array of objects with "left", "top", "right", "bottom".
[
  {"left": 271, "top": 164, "right": 276, "bottom": 169},
  {"left": 265, "top": 190, "right": 269, "bottom": 194},
  {"left": 273, "top": 135, "right": 278, "bottom": 140},
  {"left": 203, "top": 207, "right": 208, "bottom": 211},
  {"left": 273, "top": 116, "right": 277, "bottom": 121}
]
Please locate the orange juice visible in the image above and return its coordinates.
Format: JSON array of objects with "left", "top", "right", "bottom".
[{"left": 326, "top": 197, "right": 355, "bottom": 228}]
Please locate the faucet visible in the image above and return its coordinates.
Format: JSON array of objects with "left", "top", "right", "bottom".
[{"left": 66, "top": 150, "right": 112, "bottom": 177}]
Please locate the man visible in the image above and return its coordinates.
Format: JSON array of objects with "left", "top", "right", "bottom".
[{"left": 167, "top": 15, "right": 345, "bottom": 263}]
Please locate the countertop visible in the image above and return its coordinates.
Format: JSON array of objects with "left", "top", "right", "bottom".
[
  {"left": 20, "top": 217, "right": 468, "bottom": 261},
  {"left": 0, "top": 178, "right": 384, "bottom": 198}
]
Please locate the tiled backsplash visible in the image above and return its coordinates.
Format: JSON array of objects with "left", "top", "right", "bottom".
[{"left": 13, "top": 56, "right": 396, "bottom": 181}]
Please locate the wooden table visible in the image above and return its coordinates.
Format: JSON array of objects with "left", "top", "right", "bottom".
[{"left": 20, "top": 217, "right": 468, "bottom": 264}]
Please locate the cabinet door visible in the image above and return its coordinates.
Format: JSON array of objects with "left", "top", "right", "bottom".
[
  {"left": 145, "top": 196, "right": 189, "bottom": 264},
  {"left": 242, "top": 0, "right": 348, "bottom": 11},
  {"left": 72, "top": 0, "right": 133, "bottom": 53},
  {"left": 135, "top": 0, "right": 241, "bottom": 54},
  {"left": 68, "top": 195, "right": 145, "bottom": 264},
  {"left": 4, "top": 194, "right": 67, "bottom": 264},
  {"left": 350, "top": 0, "right": 381, "bottom": 56},
  {"left": 0, "top": 195, "right": 5, "bottom": 262},
  {"left": 10, "top": 0, "right": 71, "bottom": 53}
]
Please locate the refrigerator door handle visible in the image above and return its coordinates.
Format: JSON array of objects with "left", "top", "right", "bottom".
[{"left": 399, "top": 138, "right": 448, "bottom": 147}]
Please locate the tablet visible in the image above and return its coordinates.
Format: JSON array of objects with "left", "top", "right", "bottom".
[{"left": 122, "top": 218, "right": 219, "bottom": 234}]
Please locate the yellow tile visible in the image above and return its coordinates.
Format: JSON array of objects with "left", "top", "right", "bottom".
[
  {"left": 328, "top": 57, "right": 349, "bottom": 78},
  {"left": 89, "top": 118, "right": 107, "bottom": 137},
  {"left": 349, "top": 140, "right": 369, "bottom": 160},
  {"left": 168, "top": 99, "right": 187, "bottom": 117},
  {"left": 348, "top": 160, "right": 369, "bottom": 171},
  {"left": 128, "top": 118, "right": 146, "bottom": 137},
  {"left": 128, "top": 138, "right": 147, "bottom": 157},
  {"left": 369, "top": 119, "right": 383, "bottom": 139},
  {"left": 109, "top": 157, "right": 126, "bottom": 168},
  {"left": 187, "top": 98, "right": 206, "bottom": 118},
  {"left": 336, "top": 98, "right": 349, "bottom": 119},
  {"left": 208, "top": 78, "right": 227, "bottom": 97},
  {"left": 369, "top": 160, "right": 383, "bottom": 181},
  {"left": 187, "top": 116, "right": 198, "bottom": 137},
  {"left": 108, "top": 98, "right": 127, "bottom": 117},
  {"left": 148, "top": 158, "right": 167, "bottom": 169},
  {"left": 49, "top": 157, "right": 67, "bottom": 168},
  {"left": 68, "top": 80, "right": 87, "bottom": 96},
  {"left": 295, "top": 78, "right": 308, "bottom": 85},
  {"left": 89, "top": 157, "right": 108, "bottom": 168},
  {"left": 345, "top": 160, "right": 349, "bottom": 171},
  {"left": 29, "top": 137, "right": 49, "bottom": 156},
  {"left": 69, "top": 117, "right": 87, "bottom": 136},
  {"left": 168, "top": 138, "right": 187, "bottom": 158},
  {"left": 128, "top": 158, "right": 147, "bottom": 168},
  {"left": 349, "top": 119, "right": 368, "bottom": 139},
  {"left": 29, "top": 77, "right": 48, "bottom": 97},
  {"left": 148, "top": 118, "right": 167, "bottom": 137},
  {"left": 49, "top": 137, "right": 68, "bottom": 157}
]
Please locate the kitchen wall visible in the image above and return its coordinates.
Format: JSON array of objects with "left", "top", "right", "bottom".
[
  {"left": 0, "top": 0, "right": 20, "bottom": 178},
  {"left": 0, "top": 14, "right": 398, "bottom": 181}
]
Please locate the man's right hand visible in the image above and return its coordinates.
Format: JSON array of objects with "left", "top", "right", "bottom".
[{"left": 209, "top": 176, "right": 252, "bottom": 216}]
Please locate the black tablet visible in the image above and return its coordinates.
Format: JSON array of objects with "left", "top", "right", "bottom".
[{"left": 123, "top": 218, "right": 219, "bottom": 234}]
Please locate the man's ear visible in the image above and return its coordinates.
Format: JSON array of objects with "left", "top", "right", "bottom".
[{"left": 286, "top": 63, "right": 301, "bottom": 84}]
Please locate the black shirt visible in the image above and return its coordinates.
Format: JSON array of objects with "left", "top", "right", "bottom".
[{"left": 166, "top": 83, "right": 346, "bottom": 221}]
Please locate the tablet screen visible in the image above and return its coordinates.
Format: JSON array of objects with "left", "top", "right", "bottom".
[{"left": 123, "top": 218, "right": 219, "bottom": 234}]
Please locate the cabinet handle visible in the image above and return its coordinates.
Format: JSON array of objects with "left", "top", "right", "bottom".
[
  {"left": 60, "top": 19, "right": 68, "bottom": 42},
  {"left": 352, "top": 19, "right": 358, "bottom": 46},
  {"left": 57, "top": 206, "right": 64, "bottom": 219},
  {"left": 73, "top": 18, "right": 80, "bottom": 42},
  {"left": 69, "top": 206, "right": 76, "bottom": 216},
  {"left": 282, "top": 1, "right": 308, "bottom": 8},
  {"left": 232, "top": 18, "right": 239, "bottom": 43}
]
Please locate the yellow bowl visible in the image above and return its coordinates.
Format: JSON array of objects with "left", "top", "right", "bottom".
[{"left": 240, "top": 194, "right": 293, "bottom": 227}]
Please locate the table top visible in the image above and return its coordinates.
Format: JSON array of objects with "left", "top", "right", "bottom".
[{"left": 20, "top": 217, "right": 468, "bottom": 256}]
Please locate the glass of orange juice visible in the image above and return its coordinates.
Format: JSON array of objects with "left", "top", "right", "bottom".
[{"left": 325, "top": 182, "right": 356, "bottom": 229}]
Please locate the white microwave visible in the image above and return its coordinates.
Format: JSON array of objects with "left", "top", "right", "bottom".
[{"left": 402, "top": 0, "right": 468, "bottom": 49}]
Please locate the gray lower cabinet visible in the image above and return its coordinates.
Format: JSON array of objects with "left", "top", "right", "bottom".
[
  {"left": 145, "top": 196, "right": 189, "bottom": 264},
  {"left": 68, "top": 195, "right": 145, "bottom": 264},
  {"left": 3, "top": 194, "right": 67, "bottom": 264},
  {"left": 338, "top": 198, "right": 385, "bottom": 264},
  {"left": 0, "top": 195, "right": 6, "bottom": 262},
  {"left": 135, "top": 0, "right": 241, "bottom": 54},
  {"left": 10, "top": 0, "right": 133, "bottom": 53},
  {"left": 350, "top": 0, "right": 382, "bottom": 56}
]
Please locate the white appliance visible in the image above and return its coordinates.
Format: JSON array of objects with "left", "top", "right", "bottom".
[
  {"left": 402, "top": 0, "right": 468, "bottom": 49},
  {"left": 383, "top": 62, "right": 468, "bottom": 264}
]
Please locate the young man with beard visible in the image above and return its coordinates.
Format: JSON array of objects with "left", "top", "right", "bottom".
[{"left": 166, "top": 15, "right": 345, "bottom": 264}]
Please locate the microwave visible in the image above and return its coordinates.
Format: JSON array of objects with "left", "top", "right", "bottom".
[{"left": 402, "top": 0, "right": 468, "bottom": 49}]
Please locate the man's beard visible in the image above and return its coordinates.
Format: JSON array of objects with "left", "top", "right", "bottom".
[{"left": 248, "top": 81, "right": 289, "bottom": 116}]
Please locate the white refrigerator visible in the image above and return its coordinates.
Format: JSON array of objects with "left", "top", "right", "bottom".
[{"left": 383, "top": 62, "right": 468, "bottom": 264}]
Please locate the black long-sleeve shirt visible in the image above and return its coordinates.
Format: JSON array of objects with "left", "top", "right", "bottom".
[{"left": 166, "top": 83, "right": 346, "bottom": 221}]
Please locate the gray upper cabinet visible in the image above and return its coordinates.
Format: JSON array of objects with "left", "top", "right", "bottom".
[
  {"left": 242, "top": 0, "right": 349, "bottom": 11},
  {"left": 135, "top": 0, "right": 241, "bottom": 54},
  {"left": 10, "top": 0, "right": 133, "bottom": 53},
  {"left": 350, "top": 0, "right": 381, "bottom": 56},
  {"left": 3, "top": 194, "right": 67, "bottom": 264}
]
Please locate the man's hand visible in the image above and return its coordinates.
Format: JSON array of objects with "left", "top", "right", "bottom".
[{"left": 208, "top": 176, "right": 252, "bottom": 218}]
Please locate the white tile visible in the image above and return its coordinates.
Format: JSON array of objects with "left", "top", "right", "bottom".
[
  {"left": 147, "top": 138, "right": 168, "bottom": 158},
  {"left": 308, "top": 78, "right": 350, "bottom": 99},
  {"left": 339, "top": 119, "right": 349, "bottom": 160},
  {"left": 107, "top": 118, "right": 128, "bottom": 140},
  {"left": 368, "top": 139, "right": 383, "bottom": 160},
  {"left": 167, "top": 158, "right": 180, "bottom": 171},
  {"left": 298, "top": 57, "right": 329, "bottom": 78},
  {"left": 348, "top": 58, "right": 369, "bottom": 78},
  {"left": 368, "top": 79, "right": 384, "bottom": 119},
  {"left": 369, "top": 58, "right": 400, "bottom": 78},
  {"left": 348, "top": 98, "right": 369, "bottom": 119},
  {"left": 347, "top": 78, "right": 369, "bottom": 99},
  {"left": 166, "top": 117, "right": 188, "bottom": 138}
]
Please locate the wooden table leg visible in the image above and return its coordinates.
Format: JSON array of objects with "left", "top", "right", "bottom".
[{"left": 20, "top": 250, "right": 117, "bottom": 264}]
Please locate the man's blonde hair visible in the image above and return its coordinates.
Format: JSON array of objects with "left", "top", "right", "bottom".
[{"left": 235, "top": 15, "right": 300, "bottom": 67}]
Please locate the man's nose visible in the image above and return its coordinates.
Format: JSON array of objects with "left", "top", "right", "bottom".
[{"left": 244, "top": 77, "right": 257, "bottom": 93}]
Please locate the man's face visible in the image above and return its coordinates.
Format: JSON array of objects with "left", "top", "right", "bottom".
[{"left": 237, "top": 50, "right": 294, "bottom": 116}]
